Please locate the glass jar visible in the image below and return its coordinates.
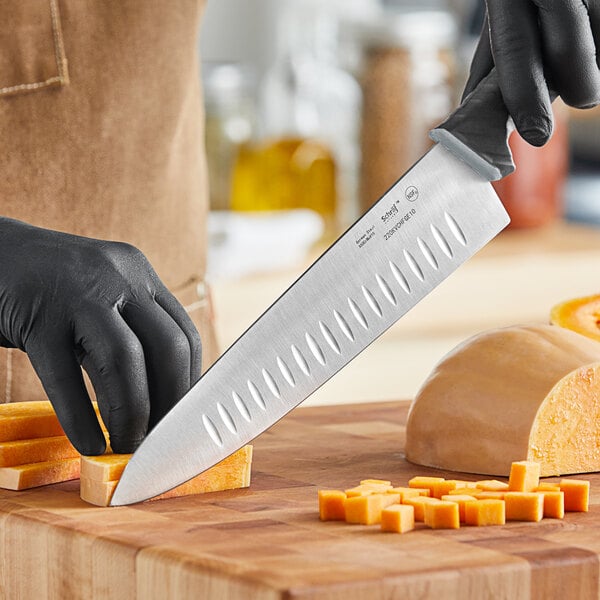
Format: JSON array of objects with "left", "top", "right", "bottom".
[
  {"left": 230, "top": 0, "right": 362, "bottom": 238},
  {"left": 203, "top": 63, "right": 257, "bottom": 211},
  {"left": 357, "top": 10, "right": 458, "bottom": 212}
]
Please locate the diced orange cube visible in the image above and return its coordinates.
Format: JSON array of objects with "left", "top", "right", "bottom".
[
  {"left": 472, "top": 491, "right": 506, "bottom": 500},
  {"left": 505, "top": 492, "right": 544, "bottom": 522},
  {"left": 424, "top": 500, "right": 460, "bottom": 529},
  {"left": 345, "top": 494, "right": 384, "bottom": 525},
  {"left": 508, "top": 461, "right": 540, "bottom": 492},
  {"left": 449, "top": 487, "right": 481, "bottom": 496},
  {"left": 386, "top": 486, "right": 427, "bottom": 501},
  {"left": 381, "top": 493, "right": 401, "bottom": 508},
  {"left": 388, "top": 487, "right": 431, "bottom": 498},
  {"left": 360, "top": 479, "right": 391, "bottom": 486},
  {"left": 535, "top": 482, "right": 561, "bottom": 492},
  {"left": 476, "top": 480, "right": 509, "bottom": 492},
  {"left": 442, "top": 494, "right": 477, "bottom": 522},
  {"left": 344, "top": 485, "right": 376, "bottom": 497},
  {"left": 464, "top": 499, "right": 506, "bottom": 526},
  {"left": 431, "top": 479, "right": 462, "bottom": 498},
  {"left": 408, "top": 476, "right": 445, "bottom": 497},
  {"left": 402, "top": 496, "right": 440, "bottom": 521},
  {"left": 318, "top": 490, "right": 346, "bottom": 521},
  {"left": 539, "top": 491, "right": 564, "bottom": 519},
  {"left": 559, "top": 479, "right": 590, "bottom": 512},
  {"left": 452, "top": 480, "right": 479, "bottom": 489},
  {"left": 381, "top": 504, "right": 415, "bottom": 533}
]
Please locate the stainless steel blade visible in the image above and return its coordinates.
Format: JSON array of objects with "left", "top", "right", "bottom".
[{"left": 111, "top": 144, "right": 509, "bottom": 505}]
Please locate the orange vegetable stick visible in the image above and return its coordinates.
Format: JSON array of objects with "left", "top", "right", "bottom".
[
  {"left": 0, "top": 458, "right": 80, "bottom": 490},
  {"left": 0, "top": 436, "right": 79, "bottom": 468}
]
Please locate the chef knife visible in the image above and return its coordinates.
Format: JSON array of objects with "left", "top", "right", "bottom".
[{"left": 111, "top": 68, "right": 513, "bottom": 505}]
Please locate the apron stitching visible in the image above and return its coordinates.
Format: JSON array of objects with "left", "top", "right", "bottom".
[
  {"left": 5, "top": 349, "right": 12, "bottom": 404},
  {"left": 49, "top": 0, "right": 68, "bottom": 83},
  {"left": 0, "top": 0, "right": 68, "bottom": 96},
  {"left": 0, "top": 77, "right": 64, "bottom": 95}
]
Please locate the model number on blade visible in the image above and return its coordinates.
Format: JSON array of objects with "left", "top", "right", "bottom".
[
  {"left": 356, "top": 225, "right": 376, "bottom": 248},
  {"left": 384, "top": 208, "right": 417, "bottom": 241}
]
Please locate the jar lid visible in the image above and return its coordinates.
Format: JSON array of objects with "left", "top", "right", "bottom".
[{"left": 356, "top": 9, "right": 458, "bottom": 49}]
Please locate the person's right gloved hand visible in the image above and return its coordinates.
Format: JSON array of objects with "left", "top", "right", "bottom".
[
  {"left": 0, "top": 217, "right": 202, "bottom": 455},
  {"left": 464, "top": 0, "right": 600, "bottom": 146}
]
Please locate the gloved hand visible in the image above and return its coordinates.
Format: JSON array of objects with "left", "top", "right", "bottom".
[
  {"left": 463, "top": 0, "right": 600, "bottom": 146},
  {"left": 0, "top": 217, "right": 202, "bottom": 455}
]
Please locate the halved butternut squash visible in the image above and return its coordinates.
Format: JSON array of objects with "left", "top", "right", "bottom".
[{"left": 406, "top": 325, "right": 600, "bottom": 476}]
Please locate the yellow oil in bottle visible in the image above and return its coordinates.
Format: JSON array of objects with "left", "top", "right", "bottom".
[{"left": 230, "top": 136, "right": 338, "bottom": 236}]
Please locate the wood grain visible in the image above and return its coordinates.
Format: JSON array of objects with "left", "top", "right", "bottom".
[{"left": 1, "top": 401, "right": 600, "bottom": 599}]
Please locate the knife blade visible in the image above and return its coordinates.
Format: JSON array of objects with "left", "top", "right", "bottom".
[{"left": 110, "top": 68, "right": 512, "bottom": 506}]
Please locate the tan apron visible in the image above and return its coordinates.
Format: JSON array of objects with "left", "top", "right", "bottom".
[{"left": 0, "top": 0, "right": 218, "bottom": 403}]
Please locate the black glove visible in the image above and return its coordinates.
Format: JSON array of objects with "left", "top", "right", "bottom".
[
  {"left": 464, "top": 0, "right": 600, "bottom": 146},
  {"left": 0, "top": 217, "right": 202, "bottom": 455}
]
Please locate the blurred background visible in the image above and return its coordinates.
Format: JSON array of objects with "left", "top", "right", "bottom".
[{"left": 199, "top": 0, "right": 600, "bottom": 404}]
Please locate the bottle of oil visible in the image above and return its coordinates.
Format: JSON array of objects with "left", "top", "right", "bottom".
[{"left": 230, "top": 0, "right": 361, "bottom": 240}]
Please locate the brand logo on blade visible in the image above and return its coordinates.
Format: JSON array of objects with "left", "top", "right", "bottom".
[{"left": 405, "top": 186, "right": 419, "bottom": 202}]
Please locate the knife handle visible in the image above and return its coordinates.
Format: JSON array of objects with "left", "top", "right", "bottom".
[
  {"left": 430, "top": 68, "right": 560, "bottom": 181},
  {"left": 429, "top": 68, "right": 513, "bottom": 181}
]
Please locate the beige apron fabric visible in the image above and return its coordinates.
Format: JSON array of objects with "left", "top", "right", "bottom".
[{"left": 0, "top": 0, "right": 218, "bottom": 402}]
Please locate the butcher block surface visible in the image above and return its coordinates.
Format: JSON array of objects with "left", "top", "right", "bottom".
[{"left": 1, "top": 400, "right": 600, "bottom": 600}]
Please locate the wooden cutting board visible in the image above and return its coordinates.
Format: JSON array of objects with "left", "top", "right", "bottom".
[{"left": 1, "top": 400, "right": 599, "bottom": 600}]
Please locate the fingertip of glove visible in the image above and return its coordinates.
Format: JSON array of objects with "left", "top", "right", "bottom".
[
  {"left": 110, "top": 436, "right": 144, "bottom": 455},
  {"left": 75, "top": 437, "right": 107, "bottom": 457},
  {"left": 517, "top": 115, "right": 553, "bottom": 147}
]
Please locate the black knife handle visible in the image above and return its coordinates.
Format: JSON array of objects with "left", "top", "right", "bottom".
[{"left": 429, "top": 68, "right": 513, "bottom": 181}]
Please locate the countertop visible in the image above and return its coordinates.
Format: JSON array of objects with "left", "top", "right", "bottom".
[
  {"left": 211, "top": 221, "right": 600, "bottom": 405},
  {"left": 3, "top": 401, "right": 600, "bottom": 600}
]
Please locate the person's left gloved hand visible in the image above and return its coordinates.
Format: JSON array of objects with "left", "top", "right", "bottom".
[
  {"left": 464, "top": 0, "right": 600, "bottom": 146},
  {"left": 0, "top": 217, "right": 202, "bottom": 455}
]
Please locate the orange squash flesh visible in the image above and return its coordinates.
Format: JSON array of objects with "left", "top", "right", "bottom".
[
  {"left": 560, "top": 479, "right": 590, "bottom": 512},
  {"left": 0, "top": 436, "right": 79, "bottom": 468},
  {"left": 0, "top": 401, "right": 66, "bottom": 442},
  {"left": 464, "top": 499, "right": 505, "bottom": 526},
  {"left": 0, "top": 458, "right": 81, "bottom": 490},
  {"left": 441, "top": 494, "right": 477, "bottom": 522},
  {"left": 508, "top": 461, "right": 541, "bottom": 492},
  {"left": 424, "top": 501, "right": 460, "bottom": 529},
  {"left": 539, "top": 491, "right": 565, "bottom": 519},
  {"left": 505, "top": 492, "right": 544, "bottom": 522},
  {"left": 318, "top": 490, "right": 347, "bottom": 521},
  {"left": 80, "top": 445, "right": 253, "bottom": 506},
  {"left": 551, "top": 295, "right": 600, "bottom": 342},
  {"left": 381, "top": 504, "right": 415, "bottom": 533},
  {"left": 0, "top": 401, "right": 105, "bottom": 442},
  {"left": 80, "top": 453, "right": 130, "bottom": 482}
]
